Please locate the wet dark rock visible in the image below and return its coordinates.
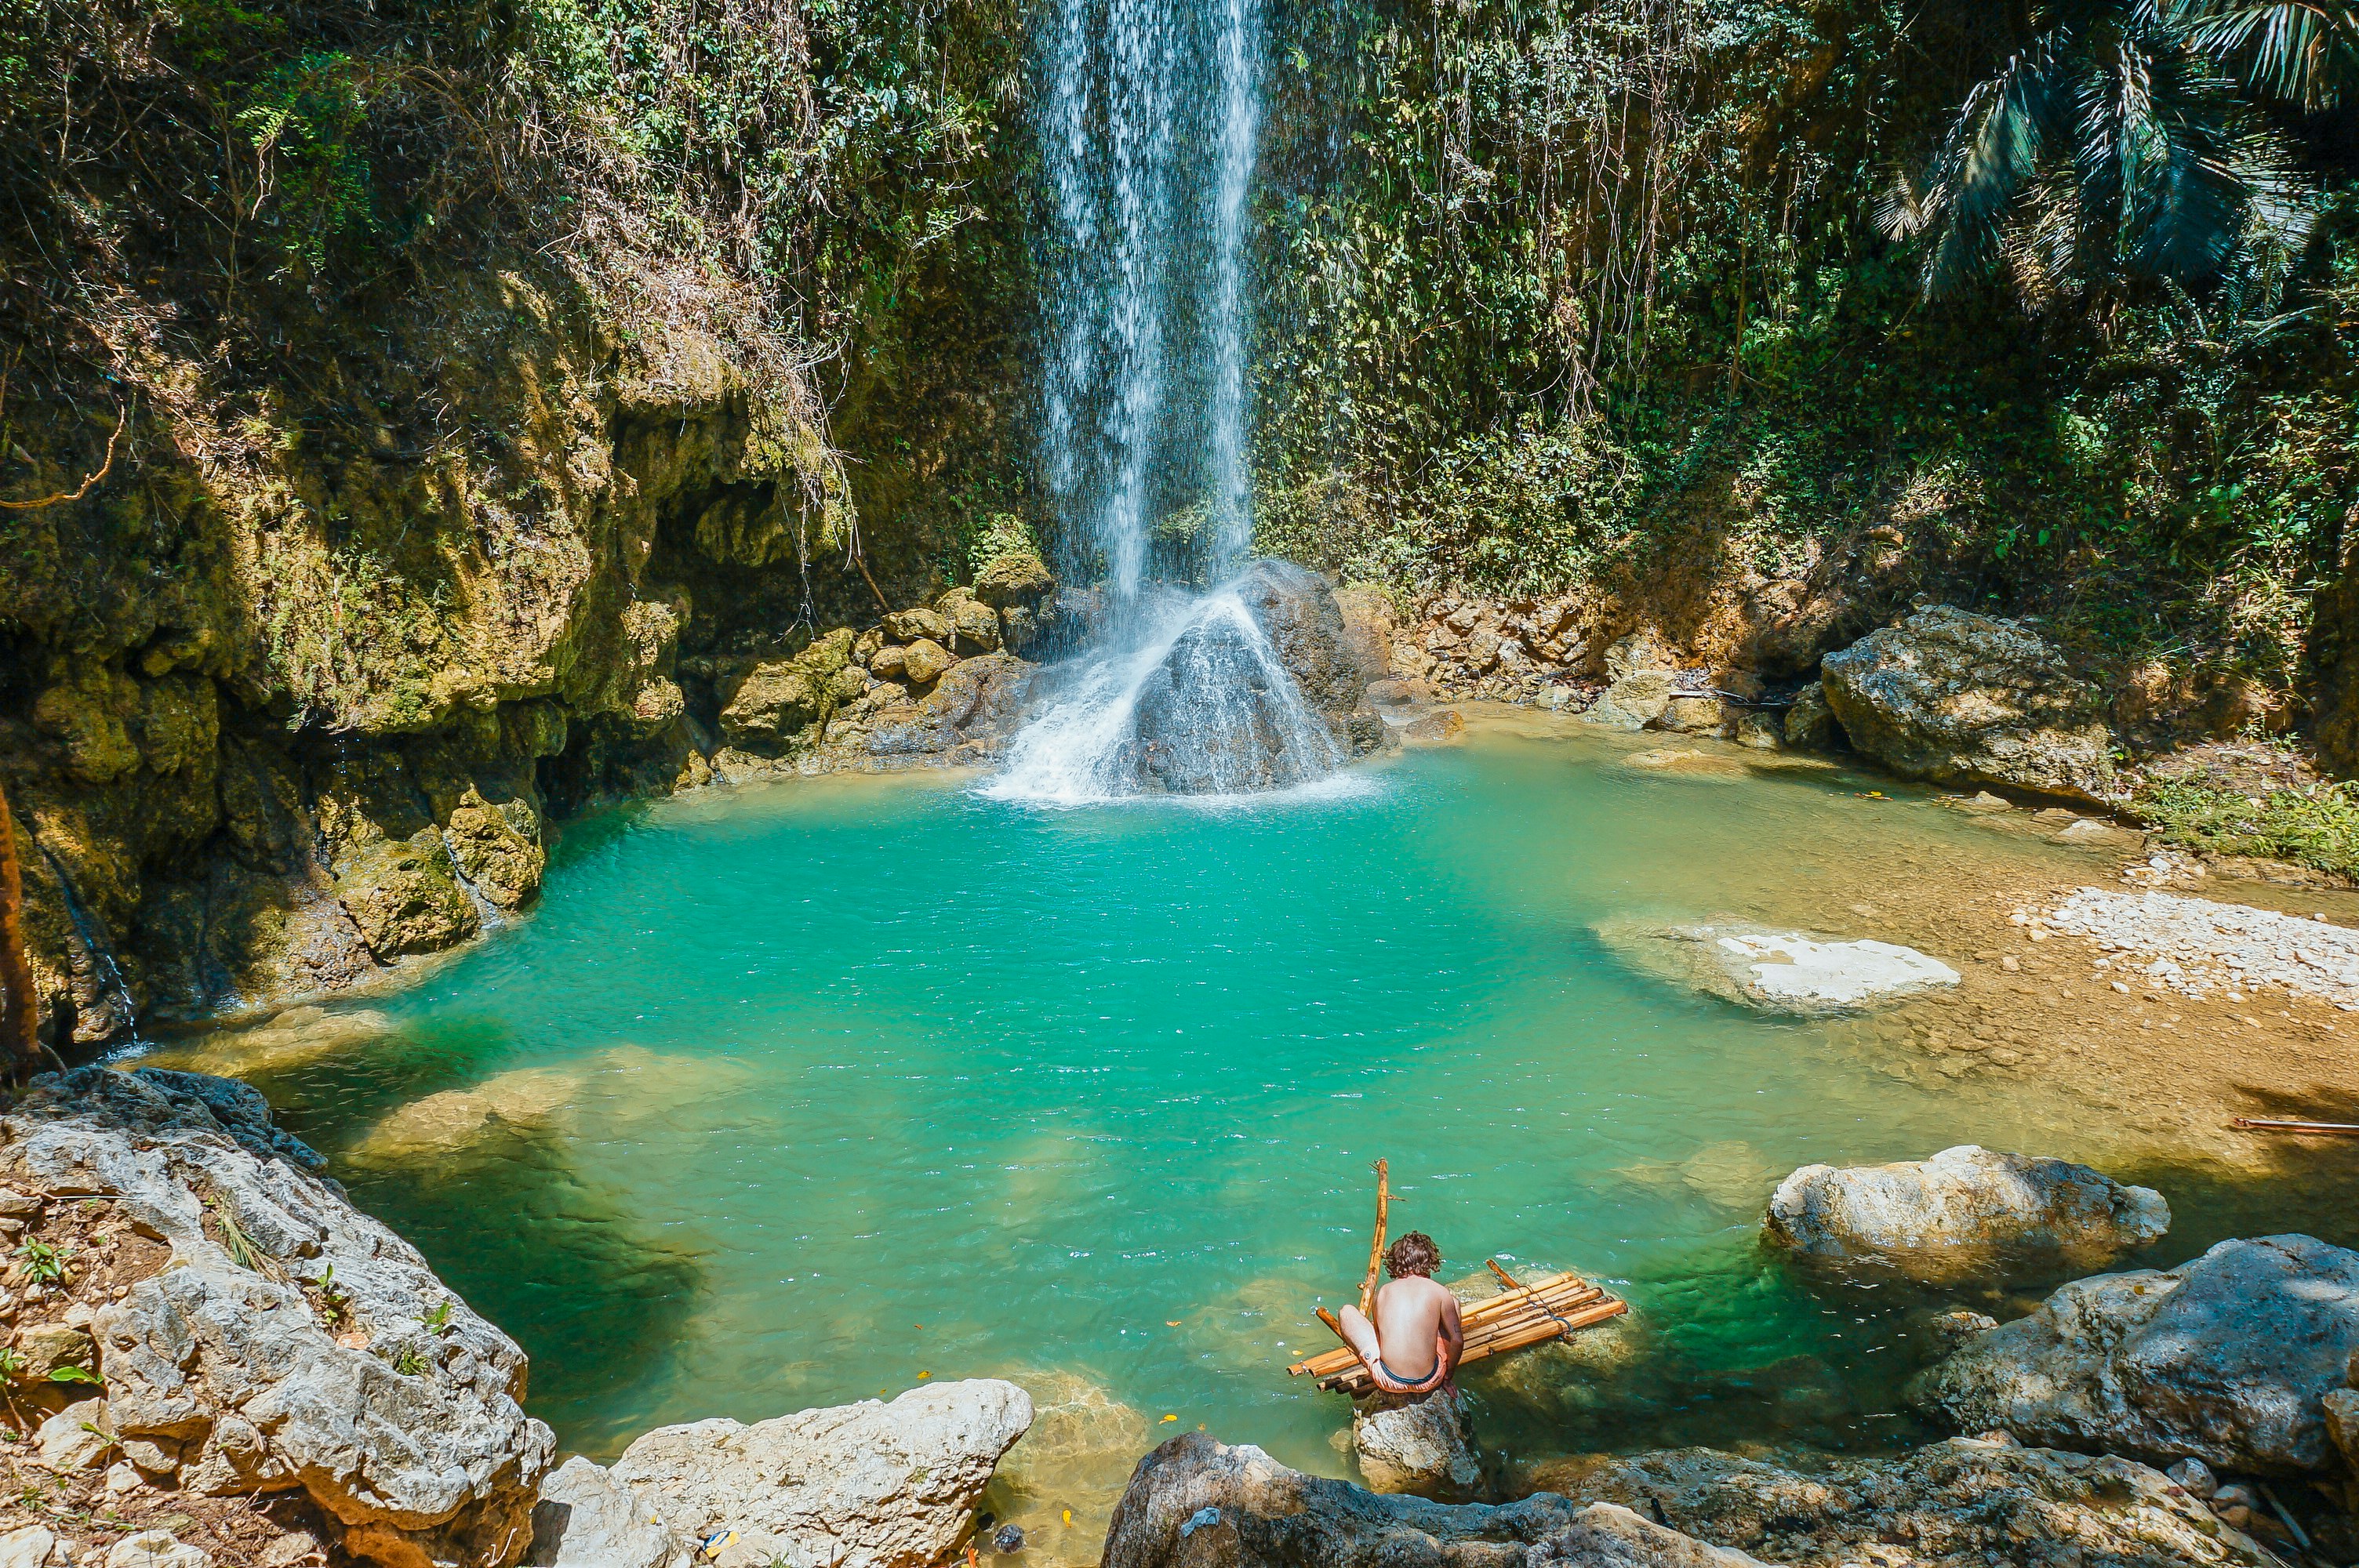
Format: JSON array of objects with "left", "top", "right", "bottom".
[
  {"left": 1232, "top": 561, "right": 1381, "bottom": 720},
  {"left": 1102, "top": 1432, "right": 1766, "bottom": 1568},
  {"left": 1123, "top": 612, "right": 1343, "bottom": 794},
  {"left": 1910, "top": 1234, "right": 2359, "bottom": 1475}
]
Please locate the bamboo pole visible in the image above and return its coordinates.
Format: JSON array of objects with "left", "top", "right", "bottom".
[
  {"left": 2233, "top": 1117, "right": 2359, "bottom": 1138},
  {"left": 1358, "top": 1159, "right": 1390, "bottom": 1317},
  {"left": 0, "top": 783, "right": 38, "bottom": 1082}
]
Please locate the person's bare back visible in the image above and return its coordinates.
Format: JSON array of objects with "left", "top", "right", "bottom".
[{"left": 1338, "top": 1231, "right": 1464, "bottom": 1394}]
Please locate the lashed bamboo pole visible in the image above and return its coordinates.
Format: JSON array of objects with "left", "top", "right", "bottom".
[
  {"left": 0, "top": 783, "right": 40, "bottom": 1082},
  {"left": 1358, "top": 1159, "right": 1390, "bottom": 1317}
]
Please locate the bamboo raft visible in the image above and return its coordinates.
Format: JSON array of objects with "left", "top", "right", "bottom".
[{"left": 1285, "top": 1160, "right": 1629, "bottom": 1397}]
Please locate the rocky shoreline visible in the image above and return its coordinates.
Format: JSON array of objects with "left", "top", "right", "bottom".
[{"left": 0, "top": 1066, "right": 2352, "bottom": 1568}]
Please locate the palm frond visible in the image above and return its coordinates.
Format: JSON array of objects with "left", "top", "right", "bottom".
[{"left": 2170, "top": 0, "right": 2359, "bottom": 107}]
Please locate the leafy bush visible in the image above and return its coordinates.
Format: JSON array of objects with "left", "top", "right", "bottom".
[{"left": 2134, "top": 777, "right": 2359, "bottom": 874}]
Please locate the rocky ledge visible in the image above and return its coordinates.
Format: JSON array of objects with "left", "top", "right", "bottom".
[
  {"left": 1101, "top": 1429, "right": 2279, "bottom": 1568},
  {"left": 0, "top": 1068, "right": 1040, "bottom": 1568},
  {"left": 0, "top": 1066, "right": 554, "bottom": 1567}
]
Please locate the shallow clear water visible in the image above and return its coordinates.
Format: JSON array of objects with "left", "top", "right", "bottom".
[{"left": 145, "top": 720, "right": 2357, "bottom": 1545}]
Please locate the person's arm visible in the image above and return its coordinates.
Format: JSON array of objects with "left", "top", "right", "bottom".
[{"left": 1438, "top": 1290, "right": 1464, "bottom": 1374}]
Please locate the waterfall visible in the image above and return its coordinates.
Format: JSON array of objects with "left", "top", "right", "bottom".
[
  {"left": 1036, "top": 0, "right": 1260, "bottom": 593},
  {"left": 999, "top": 0, "right": 1354, "bottom": 802}
]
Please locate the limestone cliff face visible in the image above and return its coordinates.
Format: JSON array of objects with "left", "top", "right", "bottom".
[{"left": 0, "top": 256, "right": 881, "bottom": 1047}]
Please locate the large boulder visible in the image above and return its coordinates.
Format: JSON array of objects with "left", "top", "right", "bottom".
[
  {"left": 1104, "top": 1433, "right": 1763, "bottom": 1568},
  {"left": 1124, "top": 607, "right": 1349, "bottom": 794},
  {"left": 1584, "top": 633, "right": 1677, "bottom": 731},
  {"left": 529, "top": 1381, "right": 1032, "bottom": 1568},
  {"left": 1910, "top": 1234, "right": 2359, "bottom": 1474},
  {"left": 1764, "top": 1145, "right": 2168, "bottom": 1282},
  {"left": 1819, "top": 606, "right": 2114, "bottom": 800},
  {"left": 5, "top": 1067, "right": 553, "bottom": 1568},
  {"left": 1528, "top": 1435, "right": 2278, "bottom": 1568}
]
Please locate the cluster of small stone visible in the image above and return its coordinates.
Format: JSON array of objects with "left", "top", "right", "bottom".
[{"left": 2035, "top": 886, "right": 2359, "bottom": 1009}]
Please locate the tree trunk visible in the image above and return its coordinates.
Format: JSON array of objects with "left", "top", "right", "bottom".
[{"left": 0, "top": 782, "right": 41, "bottom": 1081}]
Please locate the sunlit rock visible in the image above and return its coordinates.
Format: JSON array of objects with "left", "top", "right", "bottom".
[
  {"left": 1352, "top": 1389, "right": 1479, "bottom": 1498},
  {"left": 1764, "top": 1145, "right": 2168, "bottom": 1282},
  {"left": 1100, "top": 1433, "right": 1766, "bottom": 1568},
  {"left": 1821, "top": 605, "right": 2115, "bottom": 802},
  {"left": 1525, "top": 1436, "right": 2277, "bottom": 1568}
]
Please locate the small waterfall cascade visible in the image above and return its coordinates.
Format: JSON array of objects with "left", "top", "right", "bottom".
[
  {"left": 1002, "top": 0, "right": 1353, "bottom": 800},
  {"left": 987, "top": 587, "right": 1346, "bottom": 802}
]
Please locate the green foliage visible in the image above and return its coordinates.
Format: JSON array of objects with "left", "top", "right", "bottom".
[
  {"left": 2173, "top": 0, "right": 2359, "bottom": 107},
  {"left": 1249, "top": 0, "right": 2359, "bottom": 681},
  {"left": 423, "top": 1299, "right": 456, "bottom": 1335},
  {"left": 392, "top": 1345, "right": 429, "bottom": 1376},
  {"left": 45, "top": 1367, "right": 99, "bottom": 1386},
  {"left": 13, "top": 1239, "right": 67, "bottom": 1286},
  {"left": 235, "top": 51, "right": 377, "bottom": 273},
  {"left": 2135, "top": 775, "right": 2359, "bottom": 872},
  {"left": 1882, "top": 1, "right": 2310, "bottom": 306}
]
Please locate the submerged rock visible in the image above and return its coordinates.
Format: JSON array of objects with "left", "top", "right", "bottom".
[
  {"left": 1599, "top": 920, "right": 1957, "bottom": 1014},
  {"left": 1101, "top": 1433, "right": 1765, "bottom": 1568},
  {"left": 1910, "top": 1233, "right": 2359, "bottom": 1474},
  {"left": 1764, "top": 1145, "right": 2168, "bottom": 1281},
  {"left": 1351, "top": 1389, "right": 1481, "bottom": 1498},
  {"left": 1528, "top": 1435, "right": 2279, "bottom": 1568},
  {"left": 7, "top": 1067, "right": 552, "bottom": 1568},
  {"left": 1819, "top": 605, "right": 2115, "bottom": 801},
  {"left": 533, "top": 1381, "right": 1032, "bottom": 1568}
]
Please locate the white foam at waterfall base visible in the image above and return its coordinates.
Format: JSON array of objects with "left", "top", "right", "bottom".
[{"left": 984, "top": 586, "right": 1352, "bottom": 806}]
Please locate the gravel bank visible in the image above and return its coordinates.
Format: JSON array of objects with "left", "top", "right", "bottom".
[{"left": 2036, "top": 887, "right": 2359, "bottom": 1009}]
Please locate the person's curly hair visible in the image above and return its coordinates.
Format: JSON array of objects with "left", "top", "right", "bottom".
[{"left": 1384, "top": 1232, "right": 1441, "bottom": 1278}]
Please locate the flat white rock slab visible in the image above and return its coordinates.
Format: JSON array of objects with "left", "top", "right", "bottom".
[
  {"left": 1594, "top": 917, "right": 1961, "bottom": 1014},
  {"left": 1715, "top": 933, "right": 1961, "bottom": 1007}
]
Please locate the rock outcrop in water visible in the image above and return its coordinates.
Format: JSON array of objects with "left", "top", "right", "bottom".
[
  {"left": 1101, "top": 1433, "right": 1766, "bottom": 1568},
  {"left": 1819, "top": 605, "right": 2117, "bottom": 802},
  {"left": 1350, "top": 1390, "right": 1481, "bottom": 1498},
  {"left": 1764, "top": 1145, "right": 2169, "bottom": 1281},
  {"left": 2, "top": 1068, "right": 553, "bottom": 1568},
  {"left": 991, "top": 561, "right": 1390, "bottom": 800},
  {"left": 1910, "top": 1233, "right": 2359, "bottom": 1475},
  {"left": 1596, "top": 920, "right": 1960, "bottom": 1015},
  {"left": 527, "top": 1381, "right": 1031, "bottom": 1568}
]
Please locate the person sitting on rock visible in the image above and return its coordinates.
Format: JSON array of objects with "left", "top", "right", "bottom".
[{"left": 1338, "top": 1231, "right": 1463, "bottom": 1396}]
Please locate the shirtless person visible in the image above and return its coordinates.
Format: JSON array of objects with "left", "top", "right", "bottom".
[{"left": 1337, "top": 1232, "right": 1463, "bottom": 1396}]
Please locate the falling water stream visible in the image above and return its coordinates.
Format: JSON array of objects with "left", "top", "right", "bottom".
[{"left": 1009, "top": 0, "right": 1329, "bottom": 801}]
